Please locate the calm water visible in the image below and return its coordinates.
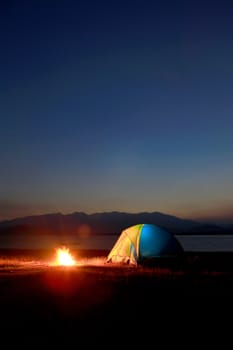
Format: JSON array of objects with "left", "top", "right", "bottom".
[{"left": 1, "top": 234, "right": 233, "bottom": 252}]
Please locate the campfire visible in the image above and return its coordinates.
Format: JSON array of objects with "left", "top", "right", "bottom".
[{"left": 55, "top": 246, "right": 75, "bottom": 266}]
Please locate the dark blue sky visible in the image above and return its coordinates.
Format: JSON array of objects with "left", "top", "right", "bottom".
[{"left": 1, "top": 0, "right": 233, "bottom": 222}]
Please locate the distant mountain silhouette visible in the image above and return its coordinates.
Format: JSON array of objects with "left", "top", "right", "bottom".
[{"left": 0, "top": 211, "right": 231, "bottom": 236}]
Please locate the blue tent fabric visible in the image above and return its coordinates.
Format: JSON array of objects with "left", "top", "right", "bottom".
[{"left": 138, "top": 224, "right": 183, "bottom": 263}]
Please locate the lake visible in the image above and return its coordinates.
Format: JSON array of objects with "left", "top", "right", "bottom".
[{"left": 1, "top": 234, "right": 233, "bottom": 252}]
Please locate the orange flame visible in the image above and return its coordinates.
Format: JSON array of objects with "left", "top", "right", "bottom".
[{"left": 55, "top": 247, "right": 75, "bottom": 266}]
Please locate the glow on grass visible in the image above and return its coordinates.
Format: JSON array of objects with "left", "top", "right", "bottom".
[{"left": 55, "top": 247, "right": 75, "bottom": 266}]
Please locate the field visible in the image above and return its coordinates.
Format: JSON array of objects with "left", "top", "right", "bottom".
[{"left": 0, "top": 248, "right": 233, "bottom": 344}]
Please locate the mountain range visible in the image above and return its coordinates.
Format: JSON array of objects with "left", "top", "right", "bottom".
[{"left": 0, "top": 211, "right": 232, "bottom": 236}]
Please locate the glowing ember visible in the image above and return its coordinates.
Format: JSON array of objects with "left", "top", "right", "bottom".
[{"left": 56, "top": 247, "right": 75, "bottom": 266}]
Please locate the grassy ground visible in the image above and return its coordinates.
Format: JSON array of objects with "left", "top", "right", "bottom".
[{"left": 0, "top": 249, "right": 232, "bottom": 344}]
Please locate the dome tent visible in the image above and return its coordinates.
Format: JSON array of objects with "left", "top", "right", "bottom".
[{"left": 107, "top": 223, "right": 184, "bottom": 266}]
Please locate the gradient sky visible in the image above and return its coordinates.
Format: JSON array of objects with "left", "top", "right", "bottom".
[{"left": 1, "top": 0, "right": 233, "bottom": 222}]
